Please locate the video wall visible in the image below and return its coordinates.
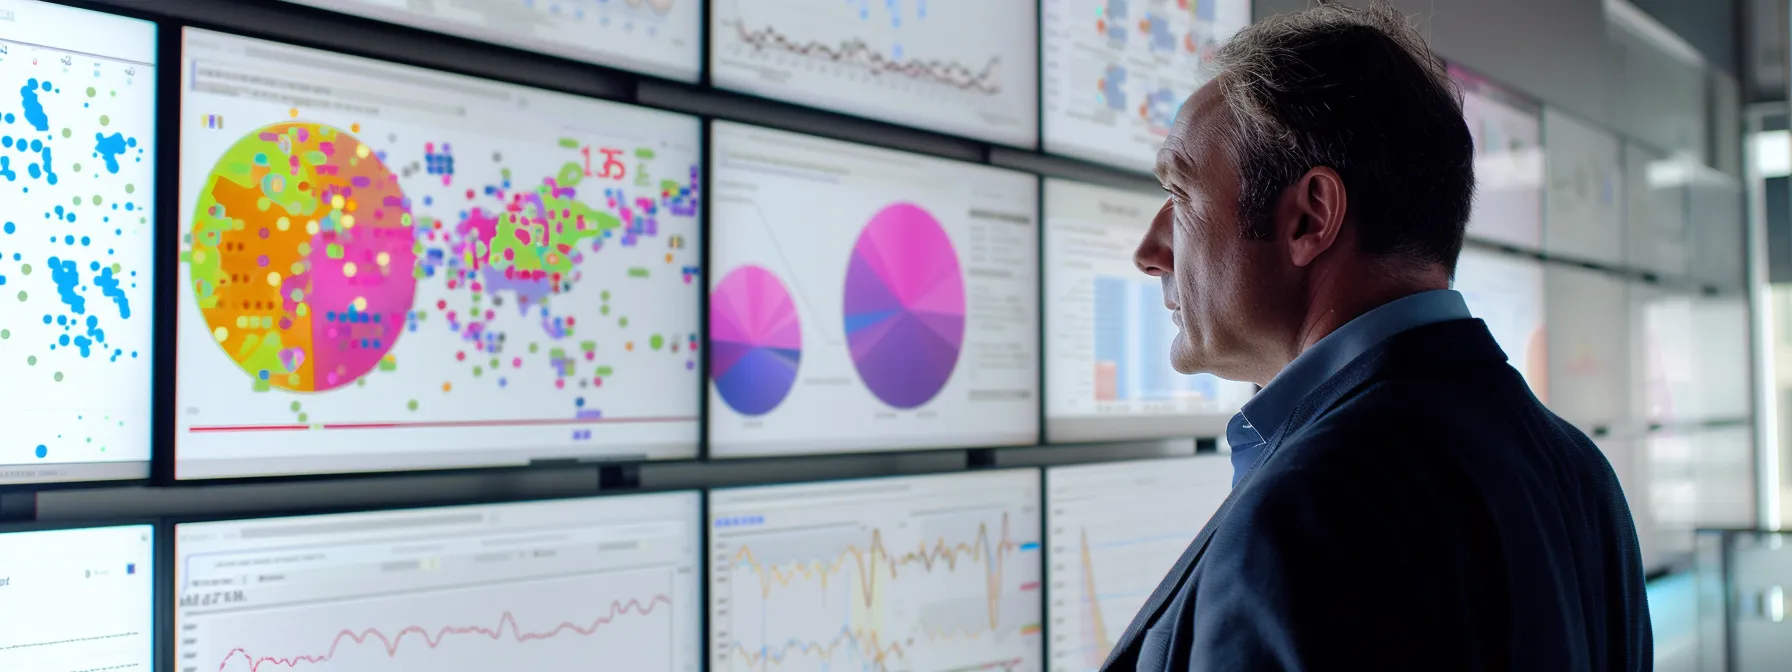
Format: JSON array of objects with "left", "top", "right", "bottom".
[{"left": 0, "top": 0, "right": 1750, "bottom": 669}]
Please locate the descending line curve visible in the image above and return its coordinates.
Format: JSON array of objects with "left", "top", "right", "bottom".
[{"left": 213, "top": 595, "right": 671, "bottom": 672}]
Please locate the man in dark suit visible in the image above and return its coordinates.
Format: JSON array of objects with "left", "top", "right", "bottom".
[{"left": 1112, "top": 2, "right": 1652, "bottom": 670}]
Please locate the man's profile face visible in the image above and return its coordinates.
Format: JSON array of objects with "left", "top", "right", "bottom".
[{"left": 1136, "top": 81, "right": 1285, "bottom": 381}]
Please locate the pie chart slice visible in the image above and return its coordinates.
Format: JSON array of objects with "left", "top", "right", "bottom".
[
  {"left": 844, "top": 203, "right": 965, "bottom": 409},
  {"left": 711, "top": 265, "right": 802, "bottom": 416}
]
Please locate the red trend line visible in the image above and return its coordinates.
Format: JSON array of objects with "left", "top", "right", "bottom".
[
  {"left": 214, "top": 595, "right": 670, "bottom": 672},
  {"left": 731, "top": 21, "right": 1003, "bottom": 94}
]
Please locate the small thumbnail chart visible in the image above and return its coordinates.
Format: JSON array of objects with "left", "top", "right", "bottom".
[
  {"left": 1042, "top": 0, "right": 1251, "bottom": 171},
  {"left": 279, "top": 0, "right": 701, "bottom": 82},
  {"left": 0, "top": 0, "right": 157, "bottom": 484},
  {"left": 175, "top": 30, "right": 703, "bottom": 479},
  {"left": 0, "top": 524, "right": 155, "bottom": 672},
  {"left": 710, "top": 0, "right": 1039, "bottom": 147},
  {"left": 176, "top": 493, "right": 703, "bottom": 672},
  {"left": 1046, "top": 457, "right": 1229, "bottom": 671},
  {"left": 1044, "top": 179, "right": 1254, "bottom": 443},
  {"left": 1453, "top": 248, "right": 1547, "bottom": 399},
  {"left": 710, "top": 470, "right": 1044, "bottom": 672},
  {"left": 1453, "top": 64, "right": 1544, "bottom": 250},
  {"left": 708, "top": 122, "right": 1039, "bottom": 457}
]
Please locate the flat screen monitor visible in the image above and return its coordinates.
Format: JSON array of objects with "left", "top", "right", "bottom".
[
  {"left": 1045, "top": 456, "right": 1229, "bottom": 671},
  {"left": 176, "top": 29, "right": 704, "bottom": 480},
  {"left": 1631, "top": 285, "right": 1696, "bottom": 425},
  {"left": 1042, "top": 0, "right": 1250, "bottom": 172},
  {"left": 1043, "top": 178, "right": 1254, "bottom": 442},
  {"left": 710, "top": 0, "right": 1039, "bottom": 147},
  {"left": 708, "top": 121, "right": 1039, "bottom": 457},
  {"left": 0, "top": 0, "right": 156, "bottom": 486},
  {"left": 1452, "top": 64, "right": 1543, "bottom": 250},
  {"left": 1624, "top": 140, "right": 1689, "bottom": 278},
  {"left": 1543, "top": 107, "right": 1624, "bottom": 265},
  {"left": 1544, "top": 264, "right": 1628, "bottom": 431},
  {"left": 278, "top": 0, "right": 701, "bottom": 82},
  {"left": 708, "top": 469, "right": 1043, "bottom": 672},
  {"left": 0, "top": 524, "right": 155, "bottom": 670},
  {"left": 1452, "top": 248, "right": 1547, "bottom": 399},
  {"left": 175, "top": 493, "right": 703, "bottom": 672}
]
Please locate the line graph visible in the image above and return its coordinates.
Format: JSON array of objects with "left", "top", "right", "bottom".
[
  {"left": 710, "top": 0, "right": 1037, "bottom": 146},
  {"left": 189, "top": 567, "right": 679, "bottom": 672},
  {"left": 733, "top": 514, "right": 1025, "bottom": 631},
  {"left": 1045, "top": 458, "right": 1229, "bottom": 672},
  {"left": 712, "top": 471, "right": 1043, "bottom": 672},
  {"left": 214, "top": 596, "right": 670, "bottom": 672},
  {"left": 728, "top": 21, "right": 1003, "bottom": 93}
]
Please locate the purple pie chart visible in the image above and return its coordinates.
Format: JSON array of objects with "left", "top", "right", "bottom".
[
  {"left": 711, "top": 265, "right": 802, "bottom": 416},
  {"left": 843, "top": 203, "right": 966, "bottom": 409}
]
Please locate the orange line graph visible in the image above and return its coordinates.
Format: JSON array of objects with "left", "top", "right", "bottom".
[
  {"left": 730, "top": 512, "right": 1023, "bottom": 633},
  {"left": 1079, "top": 528, "right": 1114, "bottom": 667}
]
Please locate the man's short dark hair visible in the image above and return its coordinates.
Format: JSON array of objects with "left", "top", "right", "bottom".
[{"left": 1213, "top": 0, "right": 1474, "bottom": 272}]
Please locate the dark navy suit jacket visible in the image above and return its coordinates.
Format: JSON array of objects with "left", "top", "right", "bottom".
[{"left": 1098, "top": 318, "right": 1652, "bottom": 671}]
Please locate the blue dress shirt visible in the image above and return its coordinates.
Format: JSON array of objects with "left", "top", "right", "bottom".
[{"left": 1226, "top": 289, "right": 1472, "bottom": 485}]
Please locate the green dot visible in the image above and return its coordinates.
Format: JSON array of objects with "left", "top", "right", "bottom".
[
  {"left": 85, "top": 87, "right": 96, "bottom": 97},
  {"left": 53, "top": 372, "right": 63, "bottom": 382},
  {"left": 289, "top": 401, "right": 301, "bottom": 412},
  {"left": 20, "top": 264, "right": 31, "bottom": 275},
  {"left": 72, "top": 163, "right": 81, "bottom": 172},
  {"left": 26, "top": 355, "right": 36, "bottom": 365},
  {"left": 601, "top": 290, "right": 611, "bottom": 301},
  {"left": 619, "top": 317, "right": 629, "bottom": 328},
  {"left": 99, "top": 115, "right": 110, "bottom": 126},
  {"left": 473, "top": 366, "right": 484, "bottom": 377},
  {"left": 73, "top": 196, "right": 83, "bottom": 205},
  {"left": 93, "top": 195, "right": 103, "bottom": 206},
  {"left": 15, "top": 291, "right": 25, "bottom": 302},
  {"left": 408, "top": 399, "right": 419, "bottom": 411},
  {"left": 529, "top": 343, "right": 539, "bottom": 353},
  {"left": 650, "top": 334, "right": 665, "bottom": 350},
  {"left": 0, "top": 329, "right": 8, "bottom": 339},
  {"left": 297, "top": 413, "right": 308, "bottom": 423},
  {"left": 125, "top": 184, "right": 135, "bottom": 194},
  {"left": 60, "top": 128, "right": 71, "bottom": 139},
  {"left": 357, "top": 377, "right": 367, "bottom": 387},
  {"left": 601, "top": 305, "right": 610, "bottom": 315},
  {"left": 109, "top": 90, "right": 115, "bottom": 97},
  {"left": 110, "top": 263, "right": 121, "bottom": 274}
]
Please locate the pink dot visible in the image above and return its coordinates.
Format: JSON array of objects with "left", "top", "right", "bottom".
[
  {"left": 512, "top": 357, "right": 522, "bottom": 368},
  {"left": 258, "top": 228, "right": 271, "bottom": 239},
  {"left": 593, "top": 377, "right": 603, "bottom": 387},
  {"left": 584, "top": 351, "right": 595, "bottom": 361},
  {"left": 257, "top": 255, "right": 270, "bottom": 267},
  {"left": 555, "top": 379, "right": 565, "bottom": 389},
  {"left": 456, "top": 352, "right": 466, "bottom": 361},
  {"left": 485, "top": 310, "right": 494, "bottom": 321}
]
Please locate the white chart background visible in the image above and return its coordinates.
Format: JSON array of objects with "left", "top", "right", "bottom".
[
  {"left": 0, "top": 0, "right": 155, "bottom": 477},
  {"left": 1042, "top": 0, "right": 1250, "bottom": 171},
  {"left": 176, "top": 30, "right": 703, "bottom": 479},
  {"left": 1454, "top": 248, "right": 1547, "bottom": 399},
  {"left": 1043, "top": 178, "right": 1254, "bottom": 443},
  {"left": 1543, "top": 107, "right": 1624, "bottom": 265},
  {"left": 711, "top": 470, "right": 1043, "bottom": 672},
  {"left": 711, "top": 0, "right": 1038, "bottom": 146},
  {"left": 281, "top": 0, "right": 702, "bottom": 82},
  {"left": 1458, "top": 71, "right": 1544, "bottom": 250},
  {"left": 1045, "top": 456, "right": 1228, "bottom": 672},
  {"left": 0, "top": 525, "right": 155, "bottom": 672},
  {"left": 708, "top": 122, "right": 1039, "bottom": 457}
]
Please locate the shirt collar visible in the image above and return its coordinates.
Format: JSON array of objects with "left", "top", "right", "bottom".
[{"left": 1226, "top": 289, "right": 1471, "bottom": 482}]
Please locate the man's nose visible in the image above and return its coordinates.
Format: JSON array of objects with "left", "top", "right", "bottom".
[{"left": 1135, "top": 199, "right": 1174, "bottom": 277}]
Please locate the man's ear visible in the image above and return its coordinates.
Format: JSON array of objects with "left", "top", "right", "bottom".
[{"left": 1271, "top": 166, "right": 1347, "bottom": 267}]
